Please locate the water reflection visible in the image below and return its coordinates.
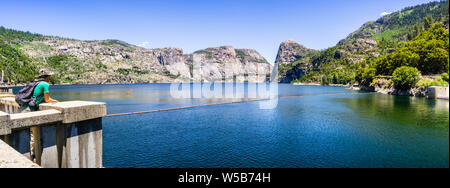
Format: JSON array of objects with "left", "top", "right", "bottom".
[{"left": 338, "top": 94, "right": 449, "bottom": 132}]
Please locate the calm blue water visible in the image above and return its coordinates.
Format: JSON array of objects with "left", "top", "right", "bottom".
[{"left": 14, "top": 84, "right": 450, "bottom": 168}]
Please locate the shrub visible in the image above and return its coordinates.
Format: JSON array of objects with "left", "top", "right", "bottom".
[
  {"left": 296, "top": 71, "right": 322, "bottom": 84},
  {"left": 46, "top": 54, "right": 70, "bottom": 69},
  {"left": 392, "top": 66, "right": 421, "bottom": 90},
  {"left": 355, "top": 67, "right": 376, "bottom": 87},
  {"left": 418, "top": 75, "right": 449, "bottom": 88},
  {"left": 116, "top": 68, "right": 149, "bottom": 75},
  {"left": 375, "top": 49, "right": 420, "bottom": 75},
  {"left": 95, "top": 63, "right": 107, "bottom": 69},
  {"left": 374, "top": 23, "right": 449, "bottom": 75},
  {"left": 370, "top": 78, "right": 392, "bottom": 89},
  {"left": 442, "top": 73, "right": 449, "bottom": 83}
]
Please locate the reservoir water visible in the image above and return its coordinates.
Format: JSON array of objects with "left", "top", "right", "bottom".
[{"left": 15, "top": 84, "right": 449, "bottom": 168}]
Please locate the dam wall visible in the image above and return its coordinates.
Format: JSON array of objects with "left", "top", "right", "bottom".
[{"left": 0, "top": 90, "right": 106, "bottom": 168}]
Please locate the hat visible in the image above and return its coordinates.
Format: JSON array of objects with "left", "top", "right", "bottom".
[{"left": 38, "top": 69, "right": 55, "bottom": 78}]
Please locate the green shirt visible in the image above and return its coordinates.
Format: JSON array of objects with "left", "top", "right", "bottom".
[{"left": 25, "top": 81, "right": 50, "bottom": 111}]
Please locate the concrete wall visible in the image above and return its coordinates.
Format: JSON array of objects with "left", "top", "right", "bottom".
[
  {"left": 0, "top": 111, "right": 10, "bottom": 135},
  {"left": 0, "top": 100, "right": 106, "bottom": 168},
  {"left": 0, "top": 87, "right": 13, "bottom": 94},
  {"left": 8, "top": 128, "right": 31, "bottom": 160},
  {"left": 0, "top": 94, "right": 15, "bottom": 99},
  {"left": 427, "top": 86, "right": 450, "bottom": 99},
  {"left": 62, "top": 118, "right": 103, "bottom": 168},
  {"left": 0, "top": 97, "right": 20, "bottom": 114},
  {"left": 0, "top": 139, "right": 40, "bottom": 168}
]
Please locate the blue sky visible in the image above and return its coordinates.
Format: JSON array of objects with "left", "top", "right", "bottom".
[{"left": 0, "top": 0, "right": 437, "bottom": 63}]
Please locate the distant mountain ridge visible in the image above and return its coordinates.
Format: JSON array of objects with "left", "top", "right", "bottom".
[{"left": 0, "top": 27, "right": 271, "bottom": 84}]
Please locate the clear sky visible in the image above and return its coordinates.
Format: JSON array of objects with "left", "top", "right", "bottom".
[{"left": 0, "top": 0, "right": 437, "bottom": 63}]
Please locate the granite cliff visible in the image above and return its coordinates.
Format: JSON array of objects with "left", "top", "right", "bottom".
[{"left": 275, "top": 40, "right": 316, "bottom": 83}]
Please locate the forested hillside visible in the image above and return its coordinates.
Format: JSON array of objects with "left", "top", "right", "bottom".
[
  {"left": 0, "top": 27, "right": 39, "bottom": 83},
  {"left": 289, "top": 0, "right": 449, "bottom": 86},
  {"left": 341, "top": 0, "right": 449, "bottom": 44}
]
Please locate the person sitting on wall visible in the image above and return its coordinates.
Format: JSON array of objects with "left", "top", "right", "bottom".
[
  {"left": 20, "top": 69, "right": 59, "bottom": 163},
  {"left": 20, "top": 69, "right": 59, "bottom": 113}
]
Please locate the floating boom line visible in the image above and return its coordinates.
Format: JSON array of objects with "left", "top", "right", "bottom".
[{"left": 104, "top": 92, "right": 368, "bottom": 117}]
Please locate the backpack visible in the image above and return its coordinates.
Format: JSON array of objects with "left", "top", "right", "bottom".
[{"left": 15, "top": 81, "right": 41, "bottom": 107}]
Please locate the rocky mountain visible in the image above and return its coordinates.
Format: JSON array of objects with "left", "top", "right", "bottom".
[
  {"left": 279, "top": 0, "right": 449, "bottom": 84},
  {"left": 0, "top": 28, "right": 272, "bottom": 84},
  {"left": 275, "top": 40, "right": 315, "bottom": 65},
  {"left": 275, "top": 40, "right": 316, "bottom": 83},
  {"left": 275, "top": 38, "right": 381, "bottom": 83}
]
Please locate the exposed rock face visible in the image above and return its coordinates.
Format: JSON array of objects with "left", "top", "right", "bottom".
[
  {"left": 167, "top": 46, "right": 272, "bottom": 83},
  {"left": 157, "top": 48, "right": 184, "bottom": 66},
  {"left": 275, "top": 38, "right": 380, "bottom": 83},
  {"left": 338, "top": 38, "right": 380, "bottom": 64},
  {"left": 20, "top": 38, "right": 272, "bottom": 84},
  {"left": 275, "top": 40, "right": 315, "bottom": 83},
  {"left": 365, "top": 78, "right": 427, "bottom": 97},
  {"left": 278, "top": 62, "right": 312, "bottom": 83},
  {"left": 338, "top": 21, "right": 383, "bottom": 45}
]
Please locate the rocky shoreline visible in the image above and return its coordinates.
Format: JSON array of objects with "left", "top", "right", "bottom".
[
  {"left": 293, "top": 82, "right": 351, "bottom": 87},
  {"left": 293, "top": 83, "right": 321, "bottom": 86},
  {"left": 355, "top": 85, "right": 427, "bottom": 97},
  {"left": 353, "top": 84, "right": 449, "bottom": 100},
  {"left": 293, "top": 82, "right": 449, "bottom": 99}
]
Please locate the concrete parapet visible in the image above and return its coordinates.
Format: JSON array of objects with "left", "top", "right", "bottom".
[
  {"left": 0, "top": 86, "right": 13, "bottom": 94},
  {"left": 9, "top": 110, "right": 62, "bottom": 129},
  {"left": 0, "top": 97, "right": 20, "bottom": 114},
  {"left": 0, "top": 94, "right": 15, "bottom": 99},
  {"left": 0, "top": 111, "right": 10, "bottom": 135},
  {"left": 0, "top": 97, "right": 17, "bottom": 105},
  {"left": 40, "top": 101, "right": 107, "bottom": 124},
  {"left": 0, "top": 140, "right": 40, "bottom": 168}
]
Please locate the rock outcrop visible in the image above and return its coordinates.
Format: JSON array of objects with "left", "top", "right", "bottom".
[
  {"left": 337, "top": 38, "right": 380, "bottom": 64},
  {"left": 274, "top": 40, "right": 315, "bottom": 83},
  {"left": 363, "top": 78, "right": 427, "bottom": 97},
  {"left": 338, "top": 21, "right": 383, "bottom": 45},
  {"left": 166, "top": 46, "right": 272, "bottom": 83},
  {"left": 275, "top": 40, "right": 315, "bottom": 65}
]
